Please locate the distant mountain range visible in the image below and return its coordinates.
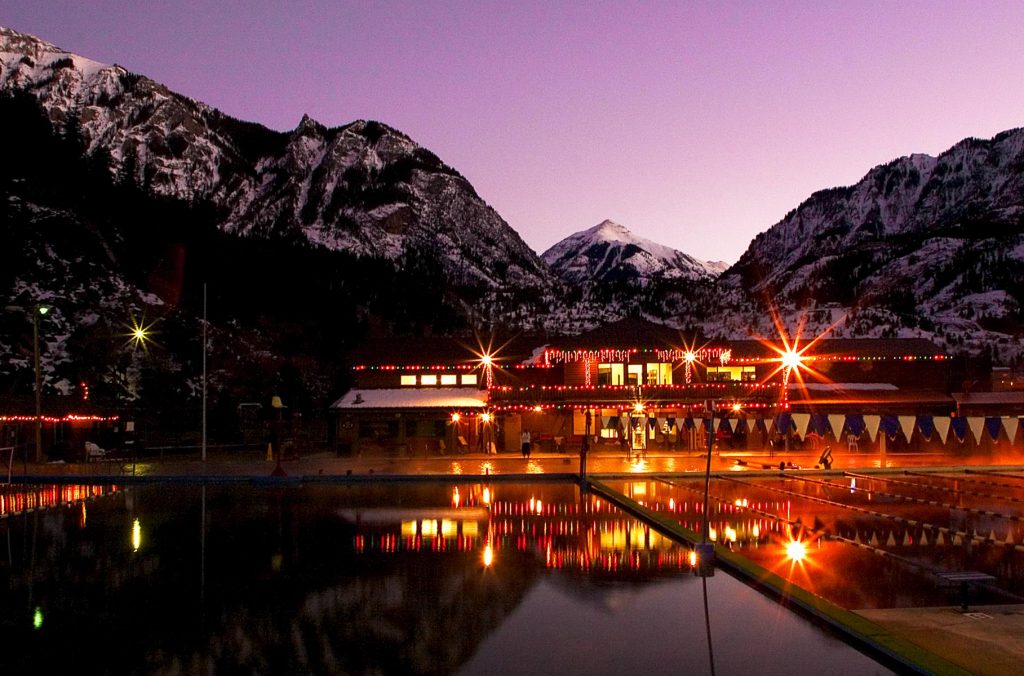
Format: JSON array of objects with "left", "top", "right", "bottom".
[{"left": 1, "top": 24, "right": 1022, "bottom": 411}]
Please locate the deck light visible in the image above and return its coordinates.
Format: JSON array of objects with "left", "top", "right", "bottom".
[{"left": 786, "top": 538, "right": 807, "bottom": 562}]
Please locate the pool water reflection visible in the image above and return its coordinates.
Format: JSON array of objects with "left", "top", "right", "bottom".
[{"left": 0, "top": 482, "right": 889, "bottom": 674}]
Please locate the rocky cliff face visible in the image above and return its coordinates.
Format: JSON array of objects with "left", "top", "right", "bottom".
[
  {"left": 0, "top": 25, "right": 553, "bottom": 294},
  {"left": 715, "top": 129, "right": 1024, "bottom": 358}
]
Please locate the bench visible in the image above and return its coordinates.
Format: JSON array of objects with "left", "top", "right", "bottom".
[{"left": 935, "top": 571, "right": 996, "bottom": 610}]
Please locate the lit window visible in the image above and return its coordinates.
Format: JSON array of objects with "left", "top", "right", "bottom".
[
  {"left": 440, "top": 374, "right": 457, "bottom": 385},
  {"left": 400, "top": 375, "right": 417, "bottom": 386},
  {"left": 461, "top": 374, "right": 478, "bottom": 385},
  {"left": 420, "top": 375, "right": 437, "bottom": 386},
  {"left": 627, "top": 365, "right": 643, "bottom": 385}
]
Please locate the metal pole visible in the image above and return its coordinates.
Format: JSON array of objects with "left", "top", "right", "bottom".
[
  {"left": 701, "top": 399, "right": 714, "bottom": 543},
  {"left": 33, "top": 309, "right": 42, "bottom": 464},
  {"left": 202, "top": 283, "right": 207, "bottom": 462}
]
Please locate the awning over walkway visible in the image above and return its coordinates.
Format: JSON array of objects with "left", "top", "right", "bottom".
[{"left": 331, "top": 388, "right": 487, "bottom": 410}]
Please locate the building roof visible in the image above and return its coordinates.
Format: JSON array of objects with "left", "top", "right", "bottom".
[
  {"left": 347, "top": 332, "right": 544, "bottom": 367},
  {"left": 331, "top": 388, "right": 487, "bottom": 409},
  {"left": 542, "top": 318, "right": 946, "bottom": 358}
]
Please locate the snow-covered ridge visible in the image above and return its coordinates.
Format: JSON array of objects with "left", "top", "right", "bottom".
[
  {"left": 542, "top": 219, "right": 727, "bottom": 284},
  {"left": 0, "top": 24, "right": 555, "bottom": 296}
]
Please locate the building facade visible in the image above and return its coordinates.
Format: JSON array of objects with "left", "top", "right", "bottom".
[{"left": 332, "top": 318, "right": 1021, "bottom": 457}]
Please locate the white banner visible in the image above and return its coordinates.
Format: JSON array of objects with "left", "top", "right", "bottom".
[
  {"left": 792, "top": 413, "right": 811, "bottom": 440},
  {"left": 1002, "top": 416, "right": 1020, "bottom": 443},
  {"left": 967, "top": 417, "right": 985, "bottom": 444},
  {"left": 828, "top": 414, "right": 846, "bottom": 439},
  {"left": 898, "top": 416, "right": 917, "bottom": 442},
  {"left": 864, "top": 415, "right": 881, "bottom": 443}
]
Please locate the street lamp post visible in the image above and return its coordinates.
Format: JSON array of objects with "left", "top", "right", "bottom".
[{"left": 33, "top": 306, "right": 49, "bottom": 464}]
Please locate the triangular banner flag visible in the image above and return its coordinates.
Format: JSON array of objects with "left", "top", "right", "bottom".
[
  {"left": 933, "top": 417, "right": 950, "bottom": 444},
  {"left": 917, "top": 416, "right": 935, "bottom": 441},
  {"left": 1002, "top": 416, "right": 1020, "bottom": 443},
  {"left": 764, "top": 417, "right": 774, "bottom": 433},
  {"left": 792, "top": 413, "right": 811, "bottom": 440},
  {"left": 713, "top": 418, "right": 722, "bottom": 432},
  {"left": 828, "top": 414, "right": 846, "bottom": 439},
  {"left": 898, "top": 415, "right": 916, "bottom": 442},
  {"left": 983, "top": 417, "right": 1001, "bottom": 441},
  {"left": 967, "top": 417, "right": 985, "bottom": 444},
  {"left": 886, "top": 532, "right": 897, "bottom": 547},
  {"left": 864, "top": 415, "right": 881, "bottom": 443},
  {"left": 727, "top": 418, "right": 738, "bottom": 432},
  {"left": 920, "top": 531, "right": 929, "bottom": 546}
]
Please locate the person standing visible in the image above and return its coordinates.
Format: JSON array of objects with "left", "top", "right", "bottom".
[{"left": 521, "top": 429, "right": 531, "bottom": 458}]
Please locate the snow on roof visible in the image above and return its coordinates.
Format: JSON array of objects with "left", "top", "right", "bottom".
[{"left": 331, "top": 388, "right": 487, "bottom": 409}]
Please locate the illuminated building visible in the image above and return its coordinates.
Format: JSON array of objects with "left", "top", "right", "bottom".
[{"left": 332, "top": 317, "right": 1022, "bottom": 456}]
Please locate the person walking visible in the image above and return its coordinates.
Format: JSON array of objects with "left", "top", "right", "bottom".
[{"left": 521, "top": 429, "right": 531, "bottom": 458}]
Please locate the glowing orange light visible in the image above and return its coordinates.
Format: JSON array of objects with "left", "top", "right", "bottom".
[
  {"left": 483, "top": 544, "right": 494, "bottom": 567},
  {"left": 684, "top": 350, "right": 696, "bottom": 364},
  {"left": 688, "top": 550, "right": 698, "bottom": 567},
  {"left": 480, "top": 412, "right": 492, "bottom": 424},
  {"left": 786, "top": 539, "right": 807, "bottom": 561},
  {"left": 451, "top": 412, "right": 461, "bottom": 423},
  {"left": 781, "top": 349, "right": 803, "bottom": 371},
  {"left": 452, "top": 487, "right": 461, "bottom": 508},
  {"left": 633, "top": 401, "right": 644, "bottom": 414},
  {"left": 731, "top": 402, "right": 742, "bottom": 412},
  {"left": 480, "top": 354, "right": 493, "bottom": 367}
]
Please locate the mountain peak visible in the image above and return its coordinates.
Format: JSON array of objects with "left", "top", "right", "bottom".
[{"left": 542, "top": 220, "right": 726, "bottom": 284}]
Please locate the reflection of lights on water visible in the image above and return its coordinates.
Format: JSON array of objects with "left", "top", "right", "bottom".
[
  {"left": 483, "top": 544, "right": 494, "bottom": 567},
  {"left": 631, "top": 482, "right": 647, "bottom": 496},
  {"left": 441, "top": 519, "right": 456, "bottom": 537},
  {"left": 33, "top": 607, "right": 43, "bottom": 630},
  {"left": 482, "top": 487, "right": 491, "bottom": 505},
  {"left": 132, "top": 518, "right": 141, "bottom": 552},
  {"left": 734, "top": 498, "right": 748, "bottom": 507},
  {"left": 709, "top": 526, "right": 717, "bottom": 541},
  {"left": 480, "top": 462, "right": 494, "bottom": 475},
  {"left": 628, "top": 459, "right": 649, "bottom": 473},
  {"left": 688, "top": 550, "right": 698, "bottom": 567},
  {"left": 452, "top": 487, "right": 461, "bottom": 508},
  {"left": 752, "top": 524, "right": 760, "bottom": 537},
  {"left": 786, "top": 539, "right": 807, "bottom": 562},
  {"left": 450, "top": 462, "right": 463, "bottom": 475},
  {"left": 668, "top": 498, "right": 675, "bottom": 510},
  {"left": 526, "top": 461, "right": 544, "bottom": 474},
  {"left": 724, "top": 526, "right": 737, "bottom": 543},
  {"left": 850, "top": 478, "right": 856, "bottom": 493},
  {"left": 535, "top": 499, "right": 543, "bottom": 515}
]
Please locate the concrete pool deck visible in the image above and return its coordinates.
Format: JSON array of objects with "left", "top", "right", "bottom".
[
  {"left": 856, "top": 605, "right": 1024, "bottom": 676},
  {"left": 7, "top": 446, "right": 1024, "bottom": 482}
]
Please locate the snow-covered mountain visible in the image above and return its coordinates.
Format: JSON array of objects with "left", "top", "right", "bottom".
[
  {"left": 0, "top": 25, "right": 553, "bottom": 293},
  {"left": 714, "top": 129, "right": 1024, "bottom": 358},
  {"left": 542, "top": 220, "right": 727, "bottom": 284}
]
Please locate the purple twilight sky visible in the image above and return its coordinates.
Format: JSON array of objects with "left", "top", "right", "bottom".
[{"left": 6, "top": 1, "right": 1024, "bottom": 263}]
